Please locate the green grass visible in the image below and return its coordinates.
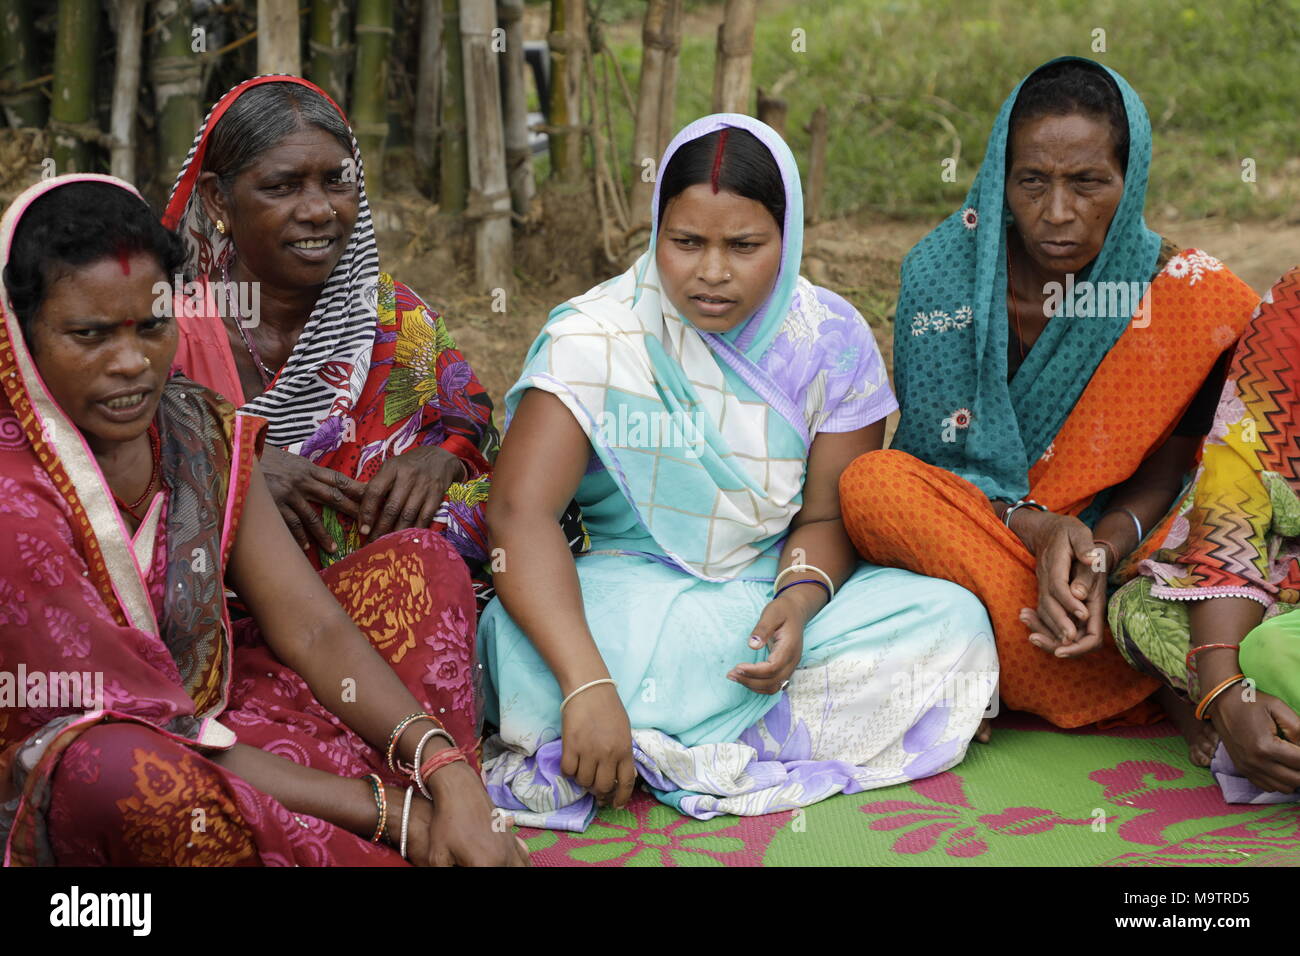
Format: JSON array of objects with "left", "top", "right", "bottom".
[{"left": 597, "top": 0, "right": 1300, "bottom": 222}]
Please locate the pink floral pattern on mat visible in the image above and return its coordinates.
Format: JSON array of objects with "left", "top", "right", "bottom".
[
  {"left": 521, "top": 790, "right": 791, "bottom": 867},
  {"left": 858, "top": 773, "right": 1093, "bottom": 858},
  {"left": 1107, "top": 807, "right": 1300, "bottom": 865},
  {"left": 1089, "top": 760, "right": 1262, "bottom": 845}
]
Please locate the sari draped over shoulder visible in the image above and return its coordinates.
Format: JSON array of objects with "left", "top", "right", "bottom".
[
  {"left": 479, "top": 115, "right": 997, "bottom": 832},
  {"left": 164, "top": 76, "right": 505, "bottom": 576},
  {"left": 1110, "top": 266, "right": 1300, "bottom": 803},
  {"left": 840, "top": 57, "right": 1259, "bottom": 728},
  {"left": 1, "top": 175, "right": 480, "bottom": 866}
]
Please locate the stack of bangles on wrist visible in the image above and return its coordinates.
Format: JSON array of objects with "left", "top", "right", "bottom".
[
  {"left": 773, "top": 563, "right": 836, "bottom": 601},
  {"left": 367, "top": 711, "right": 470, "bottom": 857},
  {"left": 1194, "top": 673, "right": 1248, "bottom": 721}
]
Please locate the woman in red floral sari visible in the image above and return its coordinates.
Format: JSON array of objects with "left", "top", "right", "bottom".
[
  {"left": 0, "top": 174, "right": 527, "bottom": 866},
  {"left": 165, "top": 76, "right": 514, "bottom": 578}
]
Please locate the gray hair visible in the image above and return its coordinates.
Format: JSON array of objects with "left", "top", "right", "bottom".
[{"left": 202, "top": 83, "right": 354, "bottom": 192}]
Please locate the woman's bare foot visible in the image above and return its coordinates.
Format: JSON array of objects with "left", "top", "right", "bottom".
[
  {"left": 974, "top": 718, "right": 992, "bottom": 744},
  {"left": 1159, "top": 685, "right": 1219, "bottom": 767}
]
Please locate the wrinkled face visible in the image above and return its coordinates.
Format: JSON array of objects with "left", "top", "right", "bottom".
[
  {"left": 655, "top": 184, "right": 782, "bottom": 333},
  {"left": 1005, "top": 112, "right": 1125, "bottom": 277},
  {"left": 199, "top": 124, "right": 359, "bottom": 291},
  {"left": 28, "top": 252, "right": 176, "bottom": 455}
]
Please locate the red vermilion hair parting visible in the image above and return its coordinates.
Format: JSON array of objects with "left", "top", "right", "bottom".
[{"left": 709, "top": 128, "right": 731, "bottom": 193}]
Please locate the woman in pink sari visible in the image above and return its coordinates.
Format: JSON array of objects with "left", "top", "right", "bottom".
[{"left": 0, "top": 174, "right": 527, "bottom": 866}]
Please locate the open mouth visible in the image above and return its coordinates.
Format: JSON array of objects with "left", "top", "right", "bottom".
[
  {"left": 690, "top": 294, "right": 737, "bottom": 316},
  {"left": 103, "top": 392, "right": 147, "bottom": 410},
  {"left": 289, "top": 237, "right": 335, "bottom": 250}
]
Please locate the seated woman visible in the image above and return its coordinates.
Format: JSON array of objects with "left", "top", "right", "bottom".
[
  {"left": 840, "top": 57, "right": 1259, "bottom": 730},
  {"left": 1111, "top": 266, "right": 1300, "bottom": 799},
  {"left": 164, "top": 76, "right": 525, "bottom": 584},
  {"left": 0, "top": 174, "right": 526, "bottom": 866},
  {"left": 479, "top": 115, "right": 997, "bottom": 832}
]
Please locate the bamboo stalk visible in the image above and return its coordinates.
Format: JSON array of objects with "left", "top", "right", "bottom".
[
  {"left": 439, "top": 0, "right": 467, "bottom": 213},
  {"left": 308, "top": 0, "right": 351, "bottom": 108},
  {"left": 655, "top": 0, "right": 682, "bottom": 157},
  {"left": 498, "top": 0, "right": 534, "bottom": 216},
  {"left": 547, "top": 0, "right": 586, "bottom": 182},
  {"left": 352, "top": 0, "right": 393, "bottom": 196},
  {"left": 710, "top": 0, "right": 756, "bottom": 115},
  {"left": 0, "top": 0, "right": 47, "bottom": 128},
  {"left": 51, "top": 0, "right": 99, "bottom": 173},
  {"left": 412, "top": 0, "right": 440, "bottom": 194},
  {"left": 258, "top": 0, "right": 302, "bottom": 76},
  {"left": 756, "top": 86, "right": 787, "bottom": 137},
  {"left": 459, "top": 0, "right": 512, "bottom": 291},
  {"left": 805, "top": 104, "right": 828, "bottom": 224},
  {"left": 151, "top": 0, "right": 202, "bottom": 187},
  {"left": 110, "top": 0, "right": 146, "bottom": 181}
]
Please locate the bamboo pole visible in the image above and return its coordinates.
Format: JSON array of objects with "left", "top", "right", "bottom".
[
  {"left": 151, "top": 0, "right": 202, "bottom": 186},
  {"left": 460, "top": 0, "right": 512, "bottom": 291},
  {"left": 498, "top": 0, "right": 534, "bottom": 217},
  {"left": 710, "top": 0, "right": 756, "bottom": 115},
  {"left": 756, "top": 87, "right": 786, "bottom": 138},
  {"left": 547, "top": 0, "right": 586, "bottom": 182},
  {"left": 629, "top": 0, "right": 682, "bottom": 228},
  {"left": 51, "top": 0, "right": 99, "bottom": 173},
  {"left": 258, "top": 0, "right": 302, "bottom": 76},
  {"left": 308, "top": 0, "right": 351, "bottom": 108},
  {"left": 413, "top": 0, "right": 441, "bottom": 194},
  {"left": 804, "top": 105, "right": 827, "bottom": 224},
  {"left": 439, "top": 0, "right": 467, "bottom": 213},
  {"left": 655, "top": 0, "right": 682, "bottom": 158},
  {"left": 0, "top": 0, "right": 47, "bottom": 129},
  {"left": 109, "top": 0, "right": 146, "bottom": 181},
  {"left": 352, "top": 0, "right": 393, "bottom": 196}
]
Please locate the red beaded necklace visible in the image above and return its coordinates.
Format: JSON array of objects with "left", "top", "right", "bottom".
[{"left": 113, "top": 422, "right": 162, "bottom": 522}]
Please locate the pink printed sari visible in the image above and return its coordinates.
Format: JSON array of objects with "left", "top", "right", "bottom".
[{"left": 0, "top": 175, "right": 479, "bottom": 866}]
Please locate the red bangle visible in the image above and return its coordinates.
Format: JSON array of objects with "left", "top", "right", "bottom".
[
  {"left": 1185, "top": 642, "right": 1241, "bottom": 673},
  {"left": 419, "top": 746, "right": 468, "bottom": 786}
]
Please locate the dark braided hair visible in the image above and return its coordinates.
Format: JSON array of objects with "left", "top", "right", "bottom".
[
  {"left": 1008, "top": 60, "right": 1130, "bottom": 175},
  {"left": 3, "top": 182, "right": 184, "bottom": 348},
  {"left": 657, "top": 127, "right": 786, "bottom": 233}
]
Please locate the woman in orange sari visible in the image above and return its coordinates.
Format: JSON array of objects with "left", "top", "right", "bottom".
[{"left": 840, "top": 58, "right": 1258, "bottom": 732}]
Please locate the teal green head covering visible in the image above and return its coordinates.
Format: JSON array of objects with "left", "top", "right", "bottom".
[{"left": 890, "top": 56, "right": 1162, "bottom": 502}]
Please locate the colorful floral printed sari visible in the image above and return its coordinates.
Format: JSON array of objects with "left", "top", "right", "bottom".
[
  {"left": 839, "top": 58, "right": 1260, "bottom": 728},
  {"left": 0, "top": 175, "right": 480, "bottom": 866},
  {"left": 164, "top": 76, "right": 504, "bottom": 575},
  {"left": 1111, "top": 266, "right": 1300, "bottom": 802}
]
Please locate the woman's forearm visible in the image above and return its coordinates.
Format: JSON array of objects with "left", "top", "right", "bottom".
[
  {"left": 273, "top": 608, "right": 456, "bottom": 768},
  {"left": 209, "top": 743, "right": 401, "bottom": 842},
  {"left": 1188, "top": 597, "right": 1265, "bottom": 692},
  {"left": 490, "top": 511, "right": 610, "bottom": 692}
]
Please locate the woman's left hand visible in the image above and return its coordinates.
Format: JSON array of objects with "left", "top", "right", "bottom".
[
  {"left": 357, "top": 445, "right": 467, "bottom": 541},
  {"left": 729, "top": 588, "right": 818, "bottom": 694},
  {"left": 408, "top": 762, "right": 530, "bottom": 867}
]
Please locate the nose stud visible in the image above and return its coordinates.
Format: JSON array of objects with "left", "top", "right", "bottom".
[
  {"left": 331, "top": 208, "right": 338, "bottom": 217},
  {"left": 144, "top": 357, "right": 152, "bottom": 368}
]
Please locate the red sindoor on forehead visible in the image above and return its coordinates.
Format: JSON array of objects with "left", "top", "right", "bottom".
[
  {"left": 115, "top": 243, "right": 132, "bottom": 275},
  {"left": 710, "top": 128, "right": 731, "bottom": 194}
]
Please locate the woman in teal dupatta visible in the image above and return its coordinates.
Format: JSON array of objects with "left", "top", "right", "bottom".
[{"left": 477, "top": 115, "right": 997, "bottom": 832}]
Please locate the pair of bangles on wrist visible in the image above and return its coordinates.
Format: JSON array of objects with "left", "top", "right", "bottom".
[
  {"left": 772, "top": 563, "right": 837, "bottom": 601},
  {"left": 365, "top": 711, "right": 470, "bottom": 857},
  {"left": 1186, "top": 643, "right": 1248, "bottom": 722}
]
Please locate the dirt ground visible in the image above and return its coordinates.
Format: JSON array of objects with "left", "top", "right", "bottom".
[{"left": 375, "top": 186, "right": 1300, "bottom": 412}]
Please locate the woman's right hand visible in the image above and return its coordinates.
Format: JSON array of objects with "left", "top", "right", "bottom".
[
  {"left": 561, "top": 682, "right": 636, "bottom": 809},
  {"left": 1211, "top": 690, "right": 1300, "bottom": 794},
  {"left": 260, "top": 445, "right": 366, "bottom": 553},
  {"left": 1011, "top": 508, "right": 1104, "bottom": 653}
]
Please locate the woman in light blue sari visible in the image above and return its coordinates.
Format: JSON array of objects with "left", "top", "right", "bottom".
[{"left": 479, "top": 115, "right": 997, "bottom": 831}]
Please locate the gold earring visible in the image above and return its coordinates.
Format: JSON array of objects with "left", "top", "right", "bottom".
[{"left": 215, "top": 219, "right": 226, "bottom": 234}]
